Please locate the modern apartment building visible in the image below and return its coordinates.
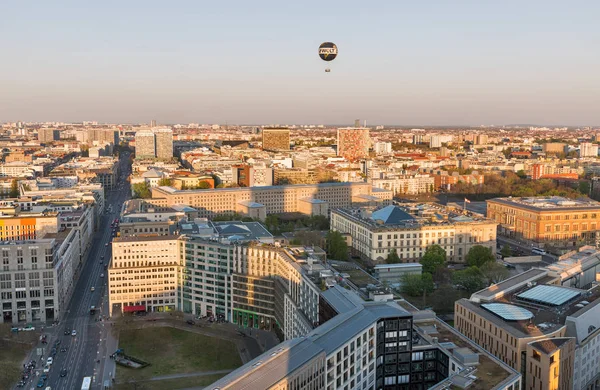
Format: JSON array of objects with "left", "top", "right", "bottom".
[
  {"left": 208, "top": 286, "right": 521, "bottom": 390},
  {"left": 108, "top": 230, "right": 321, "bottom": 340},
  {"left": 337, "top": 127, "right": 370, "bottom": 161},
  {"left": 150, "top": 182, "right": 392, "bottom": 220},
  {"left": 0, "top": 208, "right": 59, "bottom": 241},
  {"left": 487, "top": 196, "right": 600, "bottom": 248},
  {"left": 154, "top": 128, "right": 174, "bottom": 160},
  {"left": 455, "top": 248, "right": 600, "bottom": 390},
  {"left": 331, "top": 204, "right": 497, "bottom": 263},
  {"left": 38, "top": 128, "right": 61, "bottom": 143},
  {"left": 134, "top": 130, "right": 156, "bottom": 159},
  {"left": 262, "top": 127, "right": 290, "bottom": 151}
]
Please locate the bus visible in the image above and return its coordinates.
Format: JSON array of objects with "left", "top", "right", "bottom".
[
  {"left": 81, "top": 376, "right": 92, "bottom": 390},
  {"left": 532, "top": 247, "right": 546, "bottom": 255}
]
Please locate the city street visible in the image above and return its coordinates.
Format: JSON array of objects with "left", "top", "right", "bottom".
[{"left": 22, "top": 151, "right": 132, "bottom": 390}]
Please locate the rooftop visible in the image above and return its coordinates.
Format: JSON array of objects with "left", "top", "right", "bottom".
[{"left": 488, "top": 196, "right": 600, "bottom": 211}]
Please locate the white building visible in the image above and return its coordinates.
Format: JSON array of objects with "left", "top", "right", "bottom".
[{"left": 374, "top": 142, "right": 392, "bottom": 154}]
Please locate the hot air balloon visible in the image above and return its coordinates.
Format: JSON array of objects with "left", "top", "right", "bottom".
[{"left": 319, "top": 42, "right": 337, "bottom": 72}]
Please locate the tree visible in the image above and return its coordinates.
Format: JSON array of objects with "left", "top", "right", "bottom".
[
  {"left": 480, "top": 261, "right": 510, "bottom": 284},
  {"left": 420, "top": 245, "right": 446, "bottom": 274},
  {"left": 500, "top": 244, "right": 512, "bottom": 258},
  {"left": 131, "top": 182, "right": 151, "bottom": 199},
  {"left": 401, "top": 273, "right": 434, "bottom": 297},
  {"left": 325, "top": 231, "right": 348, "bottom": 261},
  {"left": 9, "top": 179, "right": 19, "bottom": 198},
  {"left": 452, "top": 266, "right": 487, "bottom": 293},
  {"left": 196, "top": 181, "right": 211, "bottom": 189},
  {"left": 386, "top": 249, "right": 401, "bottom": 264},
  {"left": 293, "top": 231, "right": 322, "bottom": 247},
  {"left": 516, "top": 170, "right": 527, "bottom": 179},
  {"left": 157, "top": 178, "right": 172, "bottom": 186},
  {"left": 579, "top": 180, "right": 591, "bottom": 195},
  {"left": 466, "top": 245, "right": 495, "bottom": 268}
]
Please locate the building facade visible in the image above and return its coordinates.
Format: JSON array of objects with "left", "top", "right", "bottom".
[
  {"left": 487, "top": 196, "right": 600, "bottom": 248},
  {"left": 337, "top": 127, "right": 370, "bottom": 162},
  {"left": 135, "top": 130, "right": 156, "bottom": 159},
  {"left": 331, "top": 205, "right": 497, "bottom": 263},
  {"left": 262, "top": 128, "right": 291, "bottom": 151},
  {"left": 154, "top": 128, "right": 173, "bottom": 160}
]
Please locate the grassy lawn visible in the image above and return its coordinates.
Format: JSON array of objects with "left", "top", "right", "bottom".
[
  {"left": 117, "top": 327, "right": 242, "bottom": 382},
  {"left": 116, "top": 374, "right": 226, "bottom": 390},
  {"left": 0, "top": 338, "right": 36, "bottom": 389}
]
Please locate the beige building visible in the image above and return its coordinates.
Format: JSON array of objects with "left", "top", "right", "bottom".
[
  {"left": 150, "top": 182, "right": 392, "bottom": 220},
  {"left": 134, "top": 130, "right": 156, "bottom": 159},
  {"left": 455, "top": 262, "right": 600, "bottom": 390},
  {"left": 154, "top": 128, "right": 173, "bottom": 160},
  {"left": 108, "top": 235, "right": 181, "bottom": 315},
  {"left": 262, "top": 127, "right": 290, "bottom": 151},
  {"left": 331, "top": 204, "right": 497, "bottom": 263}
]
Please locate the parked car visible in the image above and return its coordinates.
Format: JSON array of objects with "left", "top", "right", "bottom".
[
  {"left": 64, "top": 330, "right": 70, "bottom": 336},
  {"left": 46, "top": 357, "right": 53, "bottom": 365},
  {"left": 71, "top": 329, "right": 77, "bottom": 336},
  {"left": 60, "top": 368, "right": 67, "bottom": 377}
]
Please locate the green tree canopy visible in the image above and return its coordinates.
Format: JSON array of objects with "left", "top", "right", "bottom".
[
  {"left": 420, "top": 245, "right": 447, "bottom": 274},
  {"left": 401, "top": 273, "right": 434, "bottom": 297},
  {"left": 157, "top": 177, "right": 172, "bottom": 186},
  {"left": 500, "top": 244, "right": 512, "bottom": 258},
  {"left": 452, "top": 266, "right": 487, "bottom": 293},
  {"left": 466, "top": 245, "right": 495, "bottom": 268},
  {"left": 131, "top": 182, "right": 151, "bottom": 199},
  {"left": 386, "top": 249, "right": 401, "bottom": 264},
  {"left": 196, "top": 181, "right": 211, "bottom": 189},
  {"left": 480, "top": 261, "right": 510, "bottom": 284},
  {"left": 326, "top": 230, "right": 348, "bottom": 261},
  {"left": 9, "top": 179, "right": 19, "bottom": 198}
]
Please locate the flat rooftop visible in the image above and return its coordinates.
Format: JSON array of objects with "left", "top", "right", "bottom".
[
  {"left": 488, "top": 196, "right": 600, "bottom": 211},
  {"left": 207, "top": 301, "right": 411, "bottom": 390}
]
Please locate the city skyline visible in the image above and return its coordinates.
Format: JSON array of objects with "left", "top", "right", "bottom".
[{"left": 1, "top": 1, "right": 599, "bottom": 125}]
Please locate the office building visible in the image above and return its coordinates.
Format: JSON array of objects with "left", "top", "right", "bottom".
[
  {"left": 429, "top": 135, "right": 441, "bottom": 148},
  {"left": 542, "top": 142, "right": 567, "bottom": 155},
  {"left": 135, "top": 130, "right": 156, "bottom": 159},
  {"left": 337, "top": 127, "right": 370, "bottom": 161},
  {"left": 374, "top": 142, "right": 393, "bottom": 154},
  {"left": 371, "top": 174, "right": 435, "bottom": 195},
  {"left": 232, "top": 164, "right": 273, "bottom": 187},
  {"left": 262, "top": 127, "right": 290, "bottom": 151},
  {"left": 208, "top": 286, "right": 521, "bottom": 390},
  {"left": 150, "top": 119, "right": 157, "bottom": 128},
  {"left": 0, "top": 209, "right": 58, "bottom": 241},
  {"left": 579, "top": 142, "right": 599, "bottom": 158},
  {"left": 455, "top": 250, "right": 600, "bottom": 390},
  {"left": 331, "top": 204, "right": 497, "bottom": 263},
  {"left": 487, "top": 196, "right": 600, "bottom": 248},
  {"left": 154, "top": 128, "right": 173, "bottom": 160},
  {"left": 150, "top": 182, "right": 392, "bottom": 220},
  {"left": 38, "top": 129, "right": 60, "bottom": 143}
]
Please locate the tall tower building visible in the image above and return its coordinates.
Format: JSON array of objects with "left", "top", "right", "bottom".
[
  {"left": 337, "top": 127, "right": 370, "bottom": 161},
  {"left": 135, "top": 130, "right": 156, "bottom": 159},
  {"left": 154, "top": 128, "right": 173, "bottom": 161},
  {"left": 38, "top": 129, "right": 60, "bottom": 143},
  {"left": 150, "top": 119, "right": 157, "bottom": 128},
  {"left": 262, "top": 127, "right": 290, "bottom": 151}
]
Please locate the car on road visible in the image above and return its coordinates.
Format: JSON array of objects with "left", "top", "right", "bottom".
[
  {"left": 46, "top": 357, "right": 53, "bottom": 365},
  {"left": 91, "top": 287, "right": 95, "bottom": 292},
  {"left": 43, "top": 365, "right": 50, "bottom": 373},
  {"left": 41, "top": 373, "right": 48, "bottom": 381},
  {"left": 105, "top": 243, "right": 109, "bottom": 247},
  {"left": 60, "top": 368, "right": 67, "bottom": 377},
  {"left": 100, "top": 273, "right": 104, "bottom": 278},
  {"left": 71, "top": 329, "right": 77, "bottom": 336},
  {"left": 60, "top": 347, "right": 67, "bottom": 352},
  {"left": 64, "top": 330, "right": 70, "bottom": 335},
  {"left": 50, "top": 348, "right": 57, "bottom": 356},
  {"left": 186, "top": 320, "right": 195, "bottom": 325},
  {"left": 36, "top": 379, "right": 45, "bottom": 388}
]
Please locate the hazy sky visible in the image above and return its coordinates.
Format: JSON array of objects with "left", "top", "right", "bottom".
[{"left": 1, "top": 1, "right": 599, "bottom": 126}]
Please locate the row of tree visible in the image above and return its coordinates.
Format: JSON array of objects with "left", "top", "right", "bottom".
[{"left": 399, "top": 244, "right": 509, "bottom": 297}]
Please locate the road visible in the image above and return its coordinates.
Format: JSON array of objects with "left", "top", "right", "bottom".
[
  {"left": 41, "top": 151, "right": 132, "bottom": 390},
  {"left": 496, "top": 236, "right": 557, "bottom": 264}
]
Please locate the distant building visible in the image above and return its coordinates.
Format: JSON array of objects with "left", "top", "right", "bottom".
[
  {"left": 38, "top": 129, "right": 60, "bottom": 143},
  {"left": 154, "top": 128, "right": 173, "bottom": 160},
  {"left": 487, "top": 196, "right": 600, "bottom": 247},
  {"left": 429, "top": 135, "right": 441, "bottom": 148},
  {"left": 262, "top": 127, "right": 290, "bottom": 151},
  {"left": 150, "top": 119, "right": 157, "bottom": 128},
  {"left": 579, "top": 142, "right": 598, "bottom": 158},
  {"left": 135, "top": 130, "right": 156, "bottom": 159},
  {"left": 337, "top": 127, "right": 370, "bottom": 161},
  {"left": 475, "top": 134, "right": 488, "bottom": 145},
  {"left": 373, "top": 142, "right": 392, "bottom": 154},
  {"left": 542, "top": 142, "right": 567, "bottom": 155},
  {"left": 331, "top": 204, "right": 497, "bottom": 263}
]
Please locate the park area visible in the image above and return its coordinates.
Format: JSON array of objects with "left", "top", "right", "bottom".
[
  {"left": 0, "top": 325, "right": 38, "bottom": 388},
  {"left": 116, "top": 327, "right": 242, "bottom": 390}
]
